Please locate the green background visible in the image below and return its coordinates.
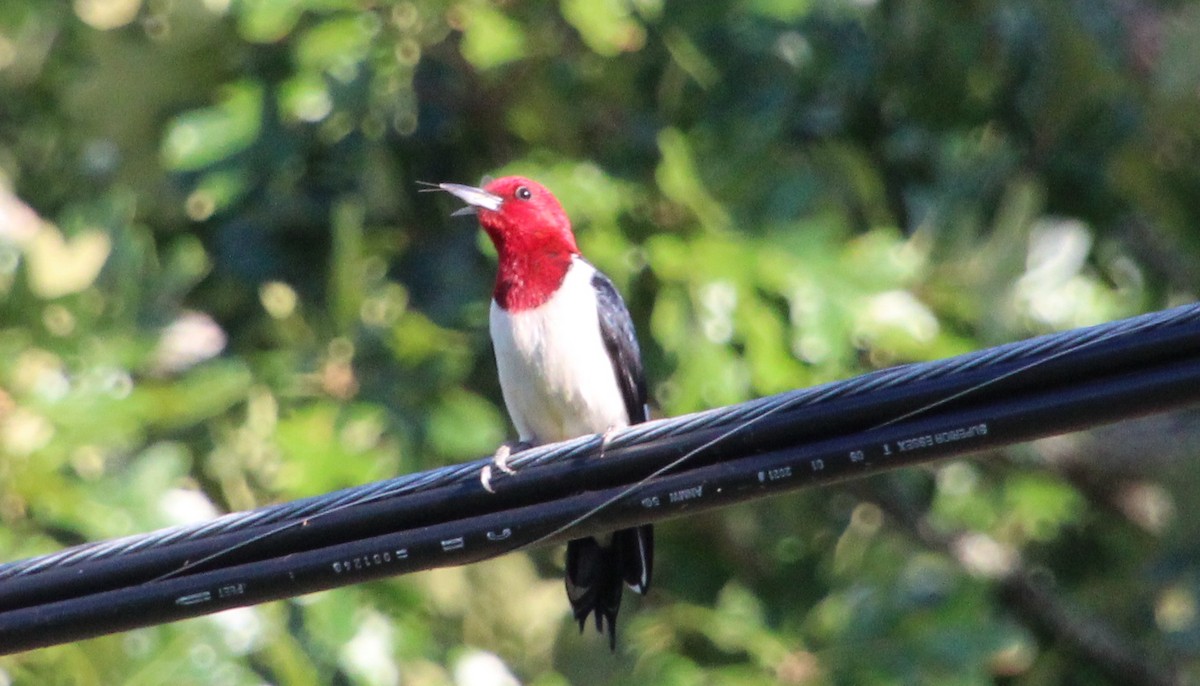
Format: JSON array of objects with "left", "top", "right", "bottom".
[{"left": 1, "top": 0, "right": 1198, "bottom": 683}]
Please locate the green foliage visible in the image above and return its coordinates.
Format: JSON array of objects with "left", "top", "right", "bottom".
[{"left": 0, "top": 0, "right": 1198, "bottom": 684}]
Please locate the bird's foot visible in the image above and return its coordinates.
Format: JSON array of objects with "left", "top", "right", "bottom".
[
  {"left": 481, "top": 441, "right": 531, "bottom": 493},
  {"left": 598, "top": 426, "right": 617, "bottom": 458},
  {"left": 493, "top": 442, "right": 520, "bottom": 475}
]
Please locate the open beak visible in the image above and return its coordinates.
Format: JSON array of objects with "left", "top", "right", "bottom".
[{"left": 429, "top": 182, "right": 503, "bottom": 216}]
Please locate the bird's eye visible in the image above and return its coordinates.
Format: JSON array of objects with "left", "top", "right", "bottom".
[{"left": 515, "top": 186, "right": 532, "bottom": 200}]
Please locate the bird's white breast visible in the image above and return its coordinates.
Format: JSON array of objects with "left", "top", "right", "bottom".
[{"left": 489, "top": 258, "right": 630, "bottom": 445}]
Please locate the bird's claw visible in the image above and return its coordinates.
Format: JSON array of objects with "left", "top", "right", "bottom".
[
  {"left": 480, "top": 441, "right": 528, "bottom": 493},
  {"left": 480, "top": 464, "right": 496, "bottom": 493},
  {"left": 599, "top": 426, "right": 616, "bottom": 457},
  {"left": 493, "top": 443, "right": 518, "bottom": 475}
]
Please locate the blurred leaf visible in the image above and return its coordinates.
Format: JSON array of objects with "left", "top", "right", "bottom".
[
  {"left": 275, "top": 402, "right": 397, "bottom": 494},
  {"left": 161, "top": 81, "right": 263, "bottom": 172},
  {"left": 460, "top": 4, "right": 527, "bottom": 70},
  {"left": 426, "top": 388, "right": 506, "bottom": 459},
  {"left": 1002, "top": 471, "right": 1085, "bottom": 543},
  {"left": 655, "top": 128, "right": 732, "bottom": 233},
  {"left": 127, "top": 361, "right": 253, "bottom": 430},
  {"left": 237, "top": 0, "right": 304, "bottom": 43},
  {"left": 330, "top": 197, "right": 366, "bottom": 332},
  {"left": 560, "top": 0, "right": 646, "bottom": 56},
  {"left": 24, "top": 227, "right": 111, "bottom": 299},
  {"left": 294, "top": 14, "right": 379, "bottom": 75},
  {"left": 744, "top": 0, "right": 812, "bottom": 21}
]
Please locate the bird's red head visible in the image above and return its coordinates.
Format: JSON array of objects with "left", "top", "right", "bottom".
[
  {"left": 473, "top": 177, "right": 579, "bottom": 257},
  {"left": 437, "top": 176, "right": 581, "bottom": 312}
]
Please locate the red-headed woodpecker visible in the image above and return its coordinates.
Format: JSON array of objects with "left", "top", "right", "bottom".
[{"left": 432, "top": 176, "right": 653, "bottom": 650}]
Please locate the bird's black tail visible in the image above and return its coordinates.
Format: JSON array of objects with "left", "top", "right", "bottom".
[{"left": 564, "top": 524, "right": 654, "bottom": 650}]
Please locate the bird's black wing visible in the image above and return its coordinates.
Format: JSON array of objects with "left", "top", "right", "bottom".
[
  {"left": 590, "top": 267, "right": 649, "bottom": 425},
  {"left": 567, "top": 264, "right": 653, "bottom": 650}
]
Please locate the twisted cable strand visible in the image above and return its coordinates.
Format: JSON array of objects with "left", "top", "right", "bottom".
[{"left": 1, "top": 302, "right": 1196, "bottom": 581}]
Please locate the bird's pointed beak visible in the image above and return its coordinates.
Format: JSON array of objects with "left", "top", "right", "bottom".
[{"left": 434, "top": 182, "right": 503, "bottom": 216}]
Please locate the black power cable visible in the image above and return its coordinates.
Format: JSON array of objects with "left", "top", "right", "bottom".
[{"left": 0, "top": 303, "right": 1199, "bottom": 653}]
